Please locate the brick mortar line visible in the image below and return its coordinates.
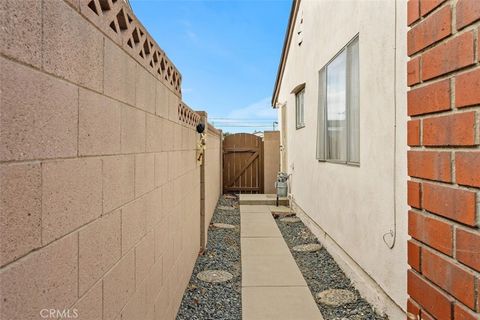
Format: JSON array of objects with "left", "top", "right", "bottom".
[
  {"left": 408, "top": 0, "right": 480, "bottom": 316},
  {"left": 407, "top": 176, "right": 480, "bottom": 193},
  {"left": 408, "top": 106, "right": 480, "bottom": 120},
  {"left": 418, "top": 242, "right": 480, "bottom": 278},
  {"left": 409, "top": 259, "right": 479, "bottom": 311},
  {"left": 407, "top": 1, "right": 451, "bottom": 30},
  {"left": 408, "top": 147, "right": 480, "bottom": 156},
  {"left": 452, "top": 0, "right": 458, "bottom": 35},
  {"left": 416, "top": 203, "right": 479, "bottom": 231},
  {"left": 408, "top": 206, "right": 480, "bottom": 229},
  {"left": 407, "top": 20, "right": 480, "bottom": 60},
  {"left": 409, "top": 207, "right": 479, "bottom": 242},
  {"left": 407, "top": 62, "right": 480, "bottom": 91}
]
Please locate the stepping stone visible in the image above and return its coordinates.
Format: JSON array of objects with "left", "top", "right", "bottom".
[
  {"left": 212, "top": 223, "right": 235, "bottom": 229},
  {"left": 316, "top": 289, "right": 357, "bottom": 307},
  {"left": 269, "top": 205, "right": 292, "bottom": 213},
  {"left": 197, "top": 270, "right": 233, "bottom": 283},
  {"left": 280, "top": 217, "right": 301, "bottom": 223},
  {"left": 292, "top": 243, "right": 322, "bottom": 252},
  {"left": 218, "top": 206, "right": 235, "bottom": 211},
  {"left": 271, "top": 206, "right": 294, "bottom": 218}
]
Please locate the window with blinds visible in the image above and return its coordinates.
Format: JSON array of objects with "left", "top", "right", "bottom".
[{"left": 317, "top": 36, "right": 360, "bottom": 164}]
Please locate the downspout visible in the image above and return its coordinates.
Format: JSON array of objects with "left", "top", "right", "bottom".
[{"left": 383, "top": 0, "right": 398, "bottom": 249}]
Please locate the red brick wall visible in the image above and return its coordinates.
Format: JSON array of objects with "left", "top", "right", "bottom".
[{"left": 407, "top": 0, "right": 480, "bottom": 319}]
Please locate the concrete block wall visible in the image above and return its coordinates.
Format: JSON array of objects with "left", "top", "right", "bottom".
[
  {"left": 204, "top": 125, "right": 223, "bottom": 243},
  {"left": 0, "top": 0, "right": 216, "bottom": 319},
  {"left": 407, "top": 0, "right": 480, "bottom": 319}
]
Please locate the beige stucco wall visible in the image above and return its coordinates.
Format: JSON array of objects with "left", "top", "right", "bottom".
[
  {"left": 264, "top": 131, "right": 280, "bottom": 194},
  {"left": 204, "top": 126, "right": 223, "bottom": 244},
  {"left": 0, "top": 1, "right": 220, "bottom": 319},
  {"left": 275, "top": 0, "right": 407, "bottom": 318}
]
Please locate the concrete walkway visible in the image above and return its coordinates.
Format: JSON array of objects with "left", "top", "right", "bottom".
[{"left": 240, "top": 200, "right": 323, "bottom": 320}]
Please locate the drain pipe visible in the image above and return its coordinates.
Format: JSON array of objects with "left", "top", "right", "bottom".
[{"left": 382, "top": 0, "right": 398, "bottom": 249}]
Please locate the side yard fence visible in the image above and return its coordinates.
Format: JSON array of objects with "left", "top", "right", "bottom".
[{"left": 0, "top": 0, "right": 222, "bottom": 319}]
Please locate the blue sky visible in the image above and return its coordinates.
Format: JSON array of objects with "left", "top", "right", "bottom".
[{"left": 130, "top": 0, "right": 291, "bottom": 133}]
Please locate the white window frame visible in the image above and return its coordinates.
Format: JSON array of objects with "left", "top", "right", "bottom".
[
  {"left": 316, "top": 35, "right": 360, "bottom": 165},
  {"left": 295, "top": 88, "right": 305, "bottom": 129}
]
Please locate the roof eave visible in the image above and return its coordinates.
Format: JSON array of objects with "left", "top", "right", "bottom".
[{"left": 271, "top": 0, "right": 301, "bottom": 108}]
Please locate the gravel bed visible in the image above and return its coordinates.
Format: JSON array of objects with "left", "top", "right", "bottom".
[
  {"left": 176, "top": 195, "right": 241, "bottom": 320},
  {"left": 275, "top": 217, "right": 388, "bottom": 320}
]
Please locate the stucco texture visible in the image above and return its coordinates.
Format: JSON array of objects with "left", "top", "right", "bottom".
[{"left": 275, "top": 0, "right": 408, "bottom": 318}]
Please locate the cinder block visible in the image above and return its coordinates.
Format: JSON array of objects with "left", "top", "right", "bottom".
[
  {"left": 135, "top": 153, "right": 155, "bottom": 197},
  {"left": 136, "top": 66, "right": 156, "bottom": 114},
  {"left": 145, "top": 188, "right": 163, "bottom": 229},
  {"left": 79, "top": 88, "right": 121, "bottom": 156},
  {"left": 0, "top": 0, "right": 42, "bottom": 67},
  {"left": 146, "top": 258, "right": 163, "bottom": 310},
  {"left": 104, "top": 39, "right": 136, "bottom": 105},
  {"left": 182, "top": 127, "right": 192, "bottom": 150},
  {"left": 103, "top": 155, "right": 135, "bottom": 213},
  {"left": 72, "top": 281, "right": 102, "bottom": 320},
  {"left": 0, "top": 163, "right": 41, "bottom": 267},
  {"left": 0, "top": 57, "right": 78, "bottom": 162},
  {"left": 173, "top": 177, "right": 182, "bottom": 206},
  {"left": 187, "top": 130, "right": 195, "bottom": 151},
  {"left": 162, "top": 182, "right": 174, "bottom": 215},
  {"left": 43, "top": 0, "right": 103, "bottom": 91},
  {"left": 181, "top": 150, "right": 189, "bottom": 176},
  {"left": 42, "top": 158, "right": 102, "bottom": 244},
  {"left": 135, "top": 231, "right": 155, "bottom": 284},
  {"left": 103, "top": 251, "right": 135, "bottom": 320},
  {"left": 121, "top": 105, "right": 146, "bottom": 153},
  {"left": 121, "top": 280, "right": 148, "bottom": 320},
  {"left": 145, "top": 306, "right": 155, "bottom": 320},
  {"left": 121, "top": 198, "right": 147, "bottom": 253},
  {"left": 170, "top": 210, "right": 183, "bottom": 262},
  {"left": 166, "top": 261, "right": 182, "bottom": 313},
  {"left": 79, "top": 210, "right": 121, "bottom": 295},
  {"left": 153, "top": 283, "right": 169, "bottom": 320},
  {"left": 146, "top": 114, "right": 163, "bottom": 152},
  {"left": 0, "top": 233, "right": 78, "bottom": 320},
  {"left": 154, "top": 152, "right": 168, "bottom": 187},
  {"left": 156, "top": 82, "right": 169, "bottom": 119},
  {"left": 168, "top": 92, "right": 180, "bottom": 122},
  {"left": 162, "top": 119, "right": 174, "bottom": 151},
  {"left": 154, "top": 219, "right": 174, "bottom": 274},
  {"left": 174, "top": 124, "right": 182, "bottom": 151},
  {"left": 167, "top": 152, "right": 177, "bottom": 181}
]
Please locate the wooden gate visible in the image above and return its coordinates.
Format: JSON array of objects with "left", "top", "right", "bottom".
[{"left": 223, "top": 133, "right": 264, "bottom": 194}]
